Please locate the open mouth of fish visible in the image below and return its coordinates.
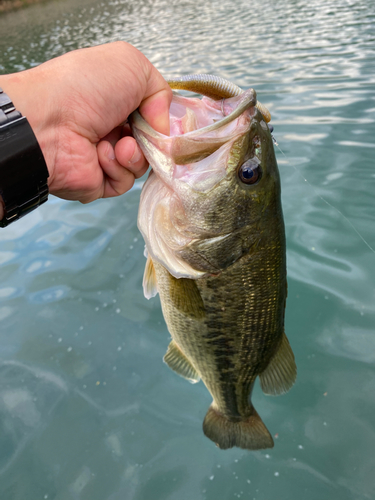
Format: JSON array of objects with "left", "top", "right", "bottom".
[{"left": 131, "top": 84, "right": 271, "bottom": 173}]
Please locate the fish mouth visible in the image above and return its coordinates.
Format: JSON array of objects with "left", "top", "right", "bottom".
[
  {"left": 131, "top": 88, "right": 257, "bottom": 140},
  {"left": 131, "top": 88, "right": 259, "bottom": 167}
]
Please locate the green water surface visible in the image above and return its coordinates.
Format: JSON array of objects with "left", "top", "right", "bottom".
[{"left": 0, "top": 0, "right": 374, "bottom": 499}]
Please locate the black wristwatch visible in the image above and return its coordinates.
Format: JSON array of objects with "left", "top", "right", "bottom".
[{"left": 0, "top": 87, "right": 49, "bottom": 227}]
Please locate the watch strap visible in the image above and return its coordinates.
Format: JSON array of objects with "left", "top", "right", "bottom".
[{"left": 0, "top": 87, "right": 49, "bottom": 227}]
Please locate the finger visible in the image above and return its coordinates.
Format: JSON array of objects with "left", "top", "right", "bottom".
[
  {"left": 114, "top": 136, "right": 149, "bottom": 178},
  {"left": 97, "top": 140, "right": 137, "bottom": 198},
  {"left": 139, "top": 88, "right": 172, "bottom": 136},
  {"left": 99, "top": 126, "right": 123, "bottom": 147}
]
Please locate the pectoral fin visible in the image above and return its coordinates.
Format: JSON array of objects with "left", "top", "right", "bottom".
[
  {"left": 164, "top": 340, "right": 200, "bottom": 383},
  {"left": 143, "top": 255, "right": 158, "bottom": 299},
  {"left": 259, "top": 332, "right": 297, "bottom": 396},
  {"left": 168, "top": 274, "right": 206, "bottom": 319}
]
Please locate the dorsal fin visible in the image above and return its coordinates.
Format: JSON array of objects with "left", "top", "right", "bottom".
[{"left": 259, "top": 332, "right": 297, "bottom": 396}]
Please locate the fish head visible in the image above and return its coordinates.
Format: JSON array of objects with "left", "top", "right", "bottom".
[{"left": 131, "top": 88, "right": 282, "bottom": 279}]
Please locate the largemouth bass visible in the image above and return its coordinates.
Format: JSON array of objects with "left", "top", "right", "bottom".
[{"left": 130, "top": 75, "right": 296, "bottom": 450}]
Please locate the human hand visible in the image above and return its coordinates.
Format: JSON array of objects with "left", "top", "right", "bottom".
[{"left": 0, "top": 42, "right": 172, "bottom": 213}]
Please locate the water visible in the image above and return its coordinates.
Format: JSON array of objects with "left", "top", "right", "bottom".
[{"left": 0, "top": 0, "right": 374, "bottom": 498}]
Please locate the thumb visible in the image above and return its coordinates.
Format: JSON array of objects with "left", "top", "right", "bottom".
[{"left": 139, "top": 77, "right": 172, "bottom": 136}]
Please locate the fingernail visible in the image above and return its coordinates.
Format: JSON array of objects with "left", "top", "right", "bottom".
[
  {"left": 107, "top": 143, "right": 116, "bottom": 161},
  {"left": 129, "top": 145, "right": 142, "bottom": 164}
]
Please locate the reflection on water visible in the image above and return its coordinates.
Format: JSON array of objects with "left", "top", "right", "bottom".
[{"left": 0, "top": 0, "right": 375, "bottom": 499}]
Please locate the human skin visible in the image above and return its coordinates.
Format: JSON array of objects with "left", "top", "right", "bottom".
[{"left": 0, "top": 41, "right": 172, "bottom": 220}]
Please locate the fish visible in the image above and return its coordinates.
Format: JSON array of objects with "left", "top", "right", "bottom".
[{"left": 130, "top": 75, "right": 296, "bottom": 450}]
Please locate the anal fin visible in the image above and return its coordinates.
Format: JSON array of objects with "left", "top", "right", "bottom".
[
  {"left": 163, "top": 340, "right": 200, "bottom": 384},
  {"left": 259, "top": 332, "right": 297, "bottom": 396}
]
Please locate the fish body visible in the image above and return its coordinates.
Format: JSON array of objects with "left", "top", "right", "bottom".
[{"left": 130, "top": 76, "right": 296, "bottom": 450}]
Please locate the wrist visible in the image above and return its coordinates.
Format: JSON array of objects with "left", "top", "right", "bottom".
[{"left": 0, "top": 75, "right": 51, "bottom": 226}]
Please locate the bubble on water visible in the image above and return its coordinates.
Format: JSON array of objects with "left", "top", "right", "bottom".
[
  {"left": 79, "top": 326, "right": 84, "bottom": 330},
  {"left": 67, "top": 347, "right": 72, "bottom": 352},
  {"left": 298, "top": 445, "right": 304, "bottom": 449},
  {"left": 247, "top": 479, "right": 251, "bottom": 484},
  {"left": 117, "top": 346, "right": 122, "bottom": 351},
  {"left": 217, "top": 464, "right": 221, "bottom": 468},
  {"left": 209, "top": 475, "right": 214, "bottom": 480},
  {"left": 234, "top": 459, "right": 238, "bottom": 463},
  {"left": 116, "top": 308, "right": 121, "bottom": 314},
  {"left": 95, "top": 307, "right": 99, "bottom": 311},
  {"left": 265, "top": 454, "right": 271, "bottom": 459},
  {"left": 103, "top": 303, "right": 108, "bottom": 307},
  {"left": 58, "top": 338, "right": 62, "bottom": 343},
  {"left": 274, "top": 472, "right": 279, "bottom": 477}
]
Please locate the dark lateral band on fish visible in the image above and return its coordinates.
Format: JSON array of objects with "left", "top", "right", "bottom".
[{"left": 167, "top": 74, "right": 272, "bottom": 123}]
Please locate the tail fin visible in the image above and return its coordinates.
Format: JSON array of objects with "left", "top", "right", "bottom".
[{"left": 203, "top": 405, "right": 274, "bottom": 450}]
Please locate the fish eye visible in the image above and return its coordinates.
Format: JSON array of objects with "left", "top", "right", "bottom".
[{"left": 238, "top": 159, "right": 262, "bottom": 185}]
